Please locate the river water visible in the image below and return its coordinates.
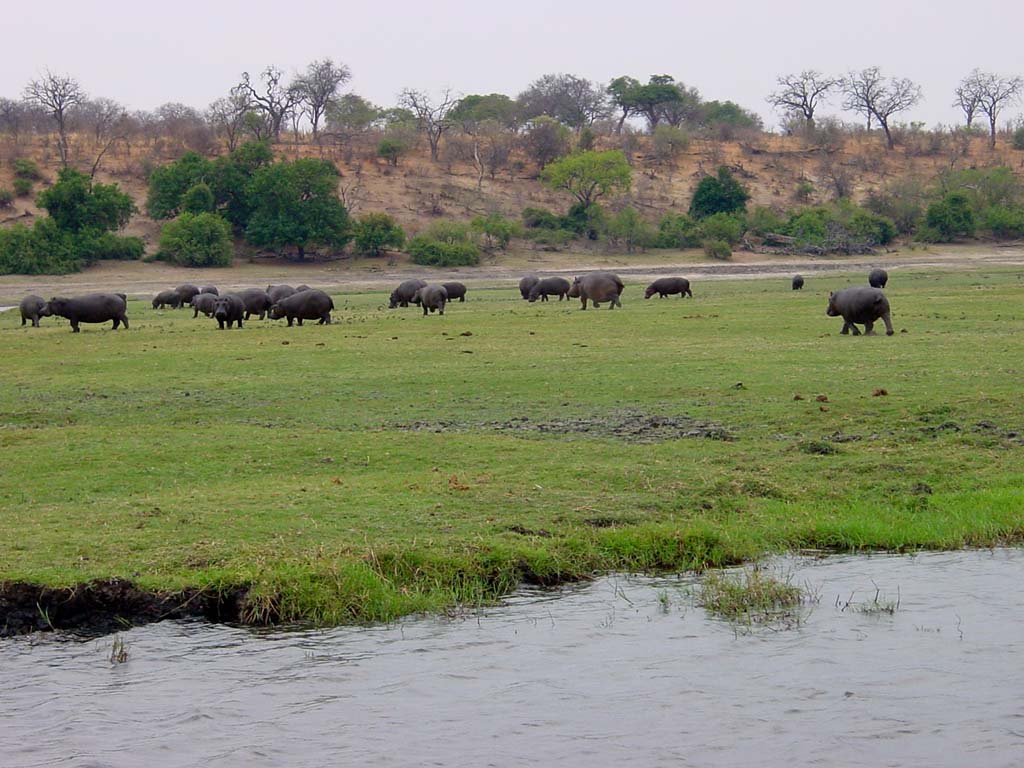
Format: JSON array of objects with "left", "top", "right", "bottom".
[{"left": 3, "top": 549, "right": 1023, "bottom": 767}]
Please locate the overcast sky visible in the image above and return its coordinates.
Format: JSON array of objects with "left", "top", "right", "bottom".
[{"left": 4, "top": 0, "right": 1022, "bottom": 129}]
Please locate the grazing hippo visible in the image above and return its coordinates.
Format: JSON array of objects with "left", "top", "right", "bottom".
[
  {"left": 826, "top": 287, "right": 894, "bottom": 336},
  {"left": 414, "top": 284, "right": 448, "bottom": 316},
  {"left": 442, "top": 282, "right": 467, "bottom": 302},
  {"left": 175, "top": 284, "right": 201, "bottom": 306},
  {"left": 190, "top": 293, "right": 218, "bottom": 318},
  {"left": 792, "top": 275, "right": 805, "bottom": 291},
  {"left": 294, "top": 285, "right": 312, "bottom": 293},
  {"left": 389, "top": 279, "right": 428, "bottom": 308},
  {"left": 568, "top": 272, "right": 624, "bottom": 310},
  {"left": 236, "top": 288, "right": 273, "bottom": 320},
  {"left": 267, "top": 284, "right": 296, "bottom": 303},
  {"left": 152, "top": 290, "right": 182, "bottom": 309},
  {"left": 46, "top": 294, "right": 129, "bottom": 332},
  {"left": 269, "top": 289, "right": 334, "bottom": 326},
  {"left": 519, "top": 274, "right": 540, "bottom": 300},
  {"left": 868, "top": 268, "right": 888, "bottom": 289},
  {"left": 212, "top": 294, "right": 245, "bottom": 329},
  {"left": 19, "top": 295, "right": 51, "bottom": 327},
  {"left": 644, "top": 277, "right": 692, "bottom": 299},
  {"left": 200, "top": 285, "right": 219, "bottom": 296},
  {"left": 528, "top": 277, "right": 571, "bottom": 303}
]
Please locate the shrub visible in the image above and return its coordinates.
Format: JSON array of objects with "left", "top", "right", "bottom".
[
  {"left": 699, "top": 212, "right": 744, "bottom": 245},
  {"left": 745, "top": 206, "right": 785, "bottom": 236},
  {"left": 603, "top": 207, "right": 656, "bottom": 252},
  {"left": 522, "top": 206, "right": 563, "bottom": 230},
  {"left": 703, "top": 239, "right": 732, "bottom": 260},
  {"left": 847, "top": 209, "right": 897, "bottom": 246},
  {"left": 181, "top": 182, "right": 215, "bottom": 214},
  {"left": 689, "top": 166, "right": 750, "bottom": 218},
  {"left": 0, "top": 188, "right": 13, "bottom": 209},
  {"left": 78, "top": 232, "right": 145, "bottom": 262},
  {"left": 422, "top": 220, "right": 475, "bottom": 246},
  {"left": 1013, "top": 126, "right": 1024, "bottom": 151},
  {"left": 406, "top": 236, "right": 480, "bottom": 266},
  {"left": 13, "top": 178, "right": 32, "bottom": 197},
  {"left": 377, "top": 138, "right": 407, "bottom": 166},
  {"left": 12, "top": 158, "right": 42, "bottom": 181},
  {"left": 982, "top": 206, "right": 1024, "bottom": 239},
  {"left": 577, "top": 126, "right": 597, "bottom": 152},
  {"left": 655, "top": 212, "right": 701, "bottom": 248},
  {"left": 0, "top": 218, "right": 79, "bottom": 274},
  {"left": 471, "top": 213, "right": 519, "bottom": 250},
  {"left": 785, "top": 207, "right": 831, "bottom": 246},
  {"left": 523, "top": 228, "right": 574, "bottom": 250},
  {"left": 146, "top": 151, "right": 213, "bottom": 219},
  {"left": 794, "top": 179, "right": 815, "bottom": 203},
  {"left": 158, "top": 212, "right": 234, "bottom": 267},
  {"left": 652, "top": 125, "right": 690, "bottom": 164},
  {"left": 922, "top": 192, "right": 976, "bottom": 242},
  {"left": 353, "top": 212, "right": 405, "bottom": 256},
  {"left": 563, "top": 202, "right": 605, "bottom": 240},
  {"left": 865, "top": 179, "right": 927, "bottom": 235}
]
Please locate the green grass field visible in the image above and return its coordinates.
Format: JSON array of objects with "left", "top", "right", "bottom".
[{"left": 2, "top": 269, "right": 1023, "bottom": 625}]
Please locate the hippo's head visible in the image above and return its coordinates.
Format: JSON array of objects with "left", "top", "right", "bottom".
[
  {"left": 388, "top": 291, "right": 400, "bottom": 309},
  {"left": 567, "top": 278, "right": 582, "bottom": 299},
  {"left": 527, "top": 285, "right": 541, "bottom": 303},
  {"left": 47, "top": 297, "right": 69, "bottom": 316},
  {"left": 826, "top": 292, "right": 839, "bottom": 317},
  {"left": 643, "top": 286, "right": 656, "bottom": 299},
  {"left": 269, "top": 303, "right": 286, "bottom": 320},
  {"left": 38, "top": 301, "right": 53, "bottom": 318},
  {"left": 212, "top": 298, "right": 231, "bottom": 320}
]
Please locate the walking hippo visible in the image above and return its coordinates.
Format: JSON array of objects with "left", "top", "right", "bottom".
[
  {"left": 236, "top": 288, "right": 273, "bottom": 320},
  {"left": 212, "top": 294, "right": 245, "bottom": 329},
  {"left": 442, "top": 282, "right": 467, "bottom": 302},
  {"left": 528, "top": 277, "right": 571, "bottom": 302},
  {"left": 200, "top": 285, "right": 219, "bottom": 296},
  {"left": 519, "top": 275, "right": 540, "bottom": 300},
  {"left": 389, "top": 279, "right": 427, "bottom": 308},
  {"left": 826, "top": 287, "right": 894, "bottom": 336},
  {"left": 19, "top": 295, "right": 51, "bottom": 327},
  {"left": 792, "top": 275, "right": 805, "bottom": 291},
  {"left": 267, "top": 285, "right": 296, "bottom": 303},
  {"left": 175, "top": 284, "right": 201, "bottom": 305},
  {"left": 644, "top": 277, "right": 692, "bottom": 299},
  {"left": 414, "top": 284, "right": 448, "bottom": 315},
  {"left": 190, "top": 293, "right": 218, "bottom": 318},
  {"left": 152, "top": 290, "right": 182, "bottom": 309},
  {"left": 568, "top": 272, "right": 624, "bottom": 310},
  {"left": 868, "top": 268, "right": 888, "bottom": 288},
  {"left": 269, "top": 289, "right": 334, "bottom": 326},
  {"left": 46, "top": 294, "right": 129, "bottom": 332}
]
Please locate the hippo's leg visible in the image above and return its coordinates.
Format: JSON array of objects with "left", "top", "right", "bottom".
[
  {"left": 849, "top": 324, "right": 862, "bottom": 336},
  {"left": 459, "top": 296, "right": 464, "bottom": 302},
  {"left": 840, "top": 322, "right": 850, "bottom": 335},
  {"left": 580, "top": 298, "right": 588, "bottom": 310},
  {"left": 71, "top": 321, "right": 80, "bottom": 333},
  {"left": 882, "top": 312, "right": 894, "bottom": 336},
  {"left": 297, "top": 318, "right": 304, "bottom": 326},
  {"left": 112, "top": 318, "right": 121, "bottom": 330},
  {"left": 237, "top": 318, "right": 244, "bottom": 329},
  {"left": 439, "top": 304, "right": 445, "bottom": 315},
  {"left": 864, "top": 320, "right": 876, "bottom": 336},
  {"left": 21, "top": 316, "right": 26, "bottom": 326}
]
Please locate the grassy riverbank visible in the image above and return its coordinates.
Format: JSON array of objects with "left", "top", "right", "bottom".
[{"left": 2, "top": 268, "right": 1023, "bottom": 627}]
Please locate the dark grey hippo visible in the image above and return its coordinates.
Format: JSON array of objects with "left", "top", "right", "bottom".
[
  {"left": 212, "top": 294, "right": 245, "bottom": 329},
  {"left": 200, "top": 285, "right": 219, "bottom": 296},
  {"left": 19, "top": 295, "right": 51, "bottom": 327},
  {"left": 414, "top": 284, "right": 448, "bottom": 315},
  {"left": 152, "top": 290, "right": 182, "bottom": 309},
  {"left": 826, "top": 287, "right": 894, "bottom": 336},
  {"left": 868, "top": 268, "right": 888, "bottom": 289},
  {"left": 267, "top": 284, "right": 296, "bottom": 304},
  {"left": 792, "top": 275, "right": 804, "bottom": 291},
  {"left": 528, "top": 277, "right": 571, "bottom": 302},
  {"left": 294, "top": 285, "right": 312, "bottom": 293},
  {"left": 236, "top": 288, "right": 273, "bottom": 320},
  {"left": 519, "top": 275, "right": 540, "bottom": 300},
  {"left": 269, "top": 289, "right": 334, "bottom": 326},
  {"left": 46, "top": 294, "right": 128, "bottom": 332},
  {"left": 442, "top": 282, "right": 467, "bottom": 302},
  {"left": 568, "top": 272, "right": 624, "bottom": 310},
  {"left": 389, "top": 279, "right": 427, "bottom": 308},
  {"left": 644, "top": 277, "right": 692, "bottom": 299},
  {"left": 175, "top": 284, "right": 201, "bottom": 306},
  {"left": 191, "top": 293, "right": 218, "bottom": 318}
]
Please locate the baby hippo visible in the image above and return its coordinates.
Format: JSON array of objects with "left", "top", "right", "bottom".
[
  {"left": 191, "top": 293, "right": 218, "bottom": 318},
  {"left": 826, "top": 287, "right": 894, "bottom": 336},
  {"left": 269, "top": 289, "right": 334, "bottom": 326},
  {"left": 152, "top": 290, "right": 182, "bottom": 309},
  {"left": 414, "top": 284, "right": 448, "bottom": 315},
  {"left": 644, "top": 277, "right": 691, "bottom": 299},
  {"left": 20, "top": 295, "right": 51, "bottom": 327}
]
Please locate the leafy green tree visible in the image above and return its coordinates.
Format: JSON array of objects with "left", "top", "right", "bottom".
[
  {"left": 326, "top": 94, "right": 381, "bottom": 137},
  {"left": 698, "top": 212, "right": 745, "bottom": 244},
  {"left": 377, "top": 138, "right": 408, "bottom": 166},
  {"left": 541, "top": 150, "right": 631, "bottom": 208},
  {"left": 245, "top": 158, "right": 351, "bottom": 259},
  {"left": 450, "top": 94, "right": 519, "bottom": 129},
  {"left": 689, "top": 166, "right": 750, "bottom": 218},
  {"left": 159, "top": 212, "right": 234, "bottom": 266},
  {"left": 603, "top": 207, "right": 655, "bottom": 251},
  {"left": 354, "top": 213, "right": 405, "bottom": 256},
  {"left": 181, "top": 182, "right": 215, "bottom": 214},
  {"left": 209, "top": 141, "right": 274, "bottom": 229},
  {"left": 37, "top": 168, "right": 136, "bottom": 234},
  {"left": 146, "top": 151, "right": 212, "bottom": 219},
  {"left": 923, "top": 192, "right": 976, "bottom": 241},
  {"left": 656, "top": 212, "right": 701, "bottom": 248},
  {"left": 0, "top": 218, "right": 78, "bottom": 274},
  {"left": 471, "top": 214, "right": 519, "bottom": 250}
]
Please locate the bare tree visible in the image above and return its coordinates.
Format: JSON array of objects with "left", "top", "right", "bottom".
[
  {"left": 767, "top": 70, "right": 840, "bottom": 127},
  {"left": 841, "top": 67, "right": 922, "bottom": 149},
  {"left": 953, "top": 70, "right": 984, "bottom": 129},
  {"left": 0, "top": 97, "right": 27, "bottom": 142},
  {"left": 518, "top": 73, "right": 608, "bottom": 131},
  {"left": 971, "top": 70, "right": 1023, "bottom": 148},
  {"left": 76, "top": 98, "right": 127, "bottom": 143},
  {"left": 398, "top": 88, "right": 459, "bottom": 162},
  {"left": 234, "top": 67, "right": 300, "bottom": 141},
  {"left": 23, "top": 71, "right": 85, "bottom": 166},
  {"left": 207, "top": 93, "right": 250, "bottom": 151},
  {"left": 293, "top": 58, "right": 351, "bottom": 142}
]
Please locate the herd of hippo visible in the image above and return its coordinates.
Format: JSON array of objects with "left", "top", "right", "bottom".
[{"left": 15, "top": 268, "right": 896, "bottom": 337}]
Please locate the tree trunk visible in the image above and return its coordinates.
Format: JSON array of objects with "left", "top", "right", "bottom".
[
  {"left": 881, "top": 119, "right": 894, "bottom": 150},
  {"left": 989, "top": 117, "right": 997, "bottom": 149}
]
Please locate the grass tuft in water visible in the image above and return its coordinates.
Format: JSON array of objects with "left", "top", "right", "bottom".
[{"left": 699, "top": 567, "right": 809, "bottom": 628}]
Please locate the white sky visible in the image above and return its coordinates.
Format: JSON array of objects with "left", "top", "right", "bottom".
[{"left": 4, "top": 0, "right": 1021, "bottom": 129}]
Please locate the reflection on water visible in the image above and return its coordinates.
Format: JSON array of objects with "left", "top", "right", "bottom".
[{"left": 3, "top": 550, "right": 1023, "bottom": 767}]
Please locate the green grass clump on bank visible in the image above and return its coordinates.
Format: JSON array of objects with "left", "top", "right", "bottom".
[{"left": 1, "top": 268, "right": 1023, "bottom": 625}]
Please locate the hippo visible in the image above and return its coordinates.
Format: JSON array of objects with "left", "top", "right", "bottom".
[
  {"left": 46, "top": 293, "right": 129, "bottom": 332},
  {"left": 19, "top": 295, "right": 51, "bottom": 327},
  {"left": 236, "top": 288, "right": 273, "bottom": 320},
  {"left": 826, "top": 287, "right": 894, "bottom": 336},
  {"left": 389, "top": 279, "right": 428, "bottom": 308},
  {"left": 414, "top": 284, "right": 448, "bottom": 316},
  {"left": 519, "top": 275, "right": 540, "bottom": 300},
  {"left": 568, "top": 272, "right": 624, "bottom": 310},
  {"left": 792, "top": 275, "right": 804, "bottom": 291},
  {"left": 175, "top": 284, "right": 201, "bottom": 306},
  {"left": 528, "top": 277, "right": 571, "bottom": 302},
  {"left": 200, "top": 285, "right": 219, "bottom": 296},
  {"left": 644, "top": 277, "right": 692, "bottom": 299},
  {"left": 267, "top": 284, "right": 296, "bottom": 304},
  {"left": 294, "top": 285, "right": 312, "bottom": 293},
  {"left": 269, "top": 289, "right": 334, "bottom": 326},
  {"left": 190, "top": 293, "right": 218, "bottom": 318},
  {"left": 868, "top": 268, "right": 888, "bottom": 289},
  {"left": 212, "top": 294, "right": 245, "bottom": 329},
  {"left": 442, "top": 282, "right": 467, "bottom": 302},
  {"left": 152, "top": 290, "right": 182, "bottom": 309}
]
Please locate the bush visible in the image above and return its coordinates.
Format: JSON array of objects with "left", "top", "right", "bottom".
[
  {"left": 698, "top": 212, "right": 744, "bottom": 245},
  {"left": 377, "top": 138, "right": 407, "bottom": 166},
  {"left": 0, "top": 218, "right": 79, "bottom": 274},
  {"left": 847, "top": 209, "right": 897, "bottom": 246},
  {"left": 422, "top": 220, "right": 475, "bottom": 245},
  {"left": 784, "top": 207, "right": 830, "bottom": 246},
  {"left": 0, "top": 188, "right": 12, "bottom": 209},
  {"left": 522, "top": 206, "right": 563, "bottom": 230},
  {"left": 655, "top": 212, "right": 701, "bottom": 248},
  {"left": 603, "top": 207, "right": 656, "bottom": 252},
  {"left": 865, "top": 179, "right": 927, "bottom": 235},
  {"left": 689, "top": 166, "right": 750, "bottom": 218},
  {"left": 703, "top": 239, "right": 732, "bottom": 260},
  {"left": 922, "top": 192, "right": 976, "bottom": 242},
  {"left": 1013, "top": 127, "right": 1024, "bottom": 151},
  {"left": 78, "top": 232, "right": 145, "bottom": 262},
  {"left": 745, "top": 206, "right": 785, "bottom": 236},
  {"left": 471, "top": 214, "right": 519, "bottom": 250},
  {"left": 354, "top": 212, "right": 405, "bottom": 256},
  {"left": 652, "top": 125, "right": 690, "bottom": 164},
  {"left": 181, "top": 182, "right": 215, "bottom": 214},
  {"left": 13, "top": 178, "right": 32, "bottom": 197},
  {"left": 158, "top": 212, "right": 234, "bottom": 267},
  {"left": 523, "top": 228, "right": 574, "bottom": 250},
  {"left": 146, "top": 151, "right": 213, "bottom": 219},
  {"left": 563, "top": 202, "right": 605, "bottom": 240},
  {"left": 982, "top": 205, "right": 1024, "bottom": 239},
  {"left": 12, "top": 158, "right": 42, "bottom": 181},
  {"left": 407, "top": 236, "right": 480, "bottom": 266}
]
